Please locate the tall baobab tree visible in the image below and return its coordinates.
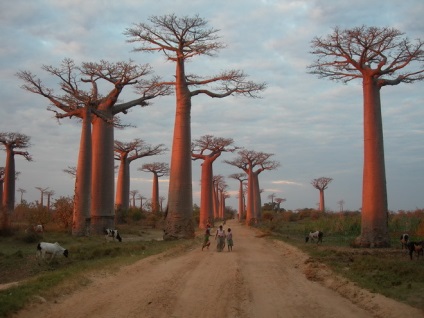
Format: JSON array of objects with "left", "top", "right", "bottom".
[
  {"left": 229, "top": 173, "right": 247, "bottom": 221},
  {"left": 0, "top": 133, "right": 32, "bottom": 215},
  {"left": 225, "top": 150, "right": 279, "bottom": 225},
  {"left": 18, "top": 59, "right": 170, "bottom": 235},
  {"left": 137, "top": 194, "right": 146, "bottom": 211},
  {"left": 0, "top": 167, "right": 4, "bottom": 205},
  {"left": 308, "top": 26, "right": 424, "bottom": 247},
  {"left": 337, "top": 199, "right": 345, "bottom": 212},
  {"left": 140, "top": 162, "right": 169, "bottom": 213},
  {"left": 35, "top": 187, "right": 49, "bottom": 208},
  {"left": 114, "top": 139, "right": 167, "bottom": 213},
  {"left": 125, "top": 14, "right": 266, "bottom": 240},
  {"left": 311, "top": 177, "right": 333, "bottom": 212},
  {"left": 274, "top": 197, "right": 286, "bottom": 212},
  {"left": 192, "top": 135, "right": 237, "bottom": 229},
  {"left": 16, "top": 188, "right": 26, "bottom": 204},
  {"left": 45, "top": 190, "right": 55, "bottom": 212},
  {"left": 129, "top": 190, "right": 139, "bottom": 208},
  {"left": 212, "top": 175, "right": 225, "bottom": 221}
]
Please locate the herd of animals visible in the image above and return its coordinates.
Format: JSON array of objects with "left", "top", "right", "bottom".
[
  {"left": 305, "top": 231, "right": 423, "bottom": 260},
  {"left": 29, "top": 224, "right": 423, "bottom": 263}
]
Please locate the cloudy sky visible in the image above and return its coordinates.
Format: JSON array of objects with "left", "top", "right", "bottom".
[{"left": 0, "top": 0, "right": 423, "bottom": 212}]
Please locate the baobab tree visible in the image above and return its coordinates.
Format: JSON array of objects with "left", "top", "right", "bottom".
[
  {"left": 337, "top": 199, "right": 345, "bottom": 212},
  {"left": 140, "top": 162, "right": 169, "bottom": 213},
  {"left": 228, "top": 173, "right": 247, "bottom": 221},
  {"left": 129, "top": 190, "right": 139, "bottom": 208},
  {"left": 308, "top": 26, "right": 424, "bottom": 247},
  {"left": 0, "top": 167, "right": 4, "bottom": 204},
  {"left": 0, "top": 133, "right": 32, "bottom": 214},
  {"left": 274, "top": 197, "right": 286, "bottom": 212},
  {"left": 137, "top": 194, "right": 146, "bottom": 211},
  {"left": 311, "top": 177, "right": 333, "bottom": 212},
  {"left": 18, "top": 59, "right": 170, "bottom": 235},
  {"left": 125, "top": 14, "right": 266, "bottom": 239},
  {"left": 212, "top": 175, "right": 225, "bottom": 221},
  {"left": 192, "top": 135, "right": 237, "bottom": 229},
  {"left": 45, "top": 190, "right": 55, "bottom": 212},
  {"left": 225, "top": 150, "right": 279, "bottom": 225},
  {"left": 114, "top": 139, "right": 167, "bottom": 213},
  {"left": 35, "top": 187, "right": 49, "bottom": 208},
  {"left": 16, "top": 188, "right": 26, "bottom": 204}
]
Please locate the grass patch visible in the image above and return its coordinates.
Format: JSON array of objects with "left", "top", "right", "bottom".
[
  {"left": 264, "top": 218, "right": 424, "bottom": 310},
  {"left": 0, "top": 230, "right": 198, "bottom": 318}
]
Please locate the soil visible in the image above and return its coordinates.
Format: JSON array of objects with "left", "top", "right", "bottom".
[{"left": 10, "top": 219, "right": 424, "bottom": 318}]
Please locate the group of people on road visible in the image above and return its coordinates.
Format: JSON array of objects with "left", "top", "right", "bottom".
[{"left": 202, "top": 223, "right": 233, "bottom": 252}]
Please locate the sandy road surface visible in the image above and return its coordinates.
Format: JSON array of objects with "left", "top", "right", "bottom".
[{"left": 13, "top": 220, "right": 423, "bottom": 318}]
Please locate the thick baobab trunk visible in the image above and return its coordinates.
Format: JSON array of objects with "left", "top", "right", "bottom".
[
  {"left": 115, "top": 157, "right": 130, "bottom": 223},
  {"left": 319, "top": 189, "right": 325, "bottom": 212},
  {"left": 246, "top": 169, "right": 254, "bottom": 225},
  {"left": 238, "top": 180, "right": 244, "bottom": 221},
  {"left": 354, "top": 77, "right": 390, "bottom": 247},
  {"left": 253, "top": 172, "right": 262, "bottom": 220},
  {"left": 3, "top": 149, "right": 15, "bottom": 212},
  {"left": 164, "top": 59, "right": 194, "bottom": 239},
  {"left": 72, "top": 107, "right": 92, "bottom": 236},
  {"left": 199, "top": 158, "right": 214, "bottom": 229},
  {"left": 151, "top": 172, "right": 160, "bottom": 213},
  {"left": 213, "top": 181, "right": 219, "bottom": 220},
  {"left": 91, "top": 117, "right": 115, "bottom": 234}
]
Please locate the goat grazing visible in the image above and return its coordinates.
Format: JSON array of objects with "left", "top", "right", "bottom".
[
  {"left": 305, "top": 231, "right": 323, "bottom": 244},
  {"left": 400, "top": 233, "right": 409, "bottom": 249},
  {"left": 104, "top": 228, "right": 122, "bottom": 242},
  {"left": 25, "top": 224, "right": 44, "bottom": 234},
  {"left": 36, "top": 242, "right": 68, "bottom": 264},
  {"left": 407, "top": 241, "right": 423, "bottom": 260}
]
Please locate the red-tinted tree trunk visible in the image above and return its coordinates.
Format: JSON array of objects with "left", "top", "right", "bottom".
[
  {"left": 72, "top": 107, "right": 92, "bottom": 236},
  {"left": 246, "top": 169, "right": 254, "bottom": 225},
  {"left": 238, "top": 180, "right": 244, "bottom": 221},
  {"left": 115, "top": 157, "right": 130, "bottom": 211},
  {"left": 91, "top": 116, "right": 115, "bottom": 234},
  {"left": 2, "top": 149, "right": 15, "bottom": 212},
  {"left": 151, "top": 172, "right": 159, "bottom": 213},
  {"left": 164, "top": 58, "right": 194, "bottom": 239},
  {"left": 319, "top": 189, "right": 325, "bottom": 212},
  {"left": 354, "top": 77, "right": 390, "bottom": 247},
  {"left": 199, "top": 158, "right": 214, "bottom": 229}
]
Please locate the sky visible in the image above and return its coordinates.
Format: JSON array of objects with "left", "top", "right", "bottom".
[{"left": 0, "top": 0, "right": 423, "bottom": 213}]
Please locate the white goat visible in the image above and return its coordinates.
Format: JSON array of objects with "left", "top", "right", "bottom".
[
  {"left": 104, "top": 228, "right": 122, "bottom": 242},
  {"left": 305, "top": 231, "right": 323, "bottom": 244},
  {"left": 36, "top": 242, "right": 68, "bottom": 264}
]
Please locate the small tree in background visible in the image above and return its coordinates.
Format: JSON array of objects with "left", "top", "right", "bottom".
[{"left": 311, "top": 177, "right": 333, "bottom": 212}]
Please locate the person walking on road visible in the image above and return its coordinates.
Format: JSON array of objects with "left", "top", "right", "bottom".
[
  {"left": 215, "top": 225, "right": 226, "bottom": 252},
  {"left": 202, "top": 227, "right": 211, "bottom": 251},
  {"left": 226, "top": 228, "right": 233, "bottom": 251}
]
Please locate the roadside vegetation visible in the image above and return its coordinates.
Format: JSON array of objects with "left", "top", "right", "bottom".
[
  {"left": 257, "top": 208, "right": 424, "bottom": 309},
  {"left": 1, "top": 203, "right": 423, "bottom": 317}
]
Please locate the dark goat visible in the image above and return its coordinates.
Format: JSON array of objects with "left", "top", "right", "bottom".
[{"left": 407, "top": 241, "right": 423, "bottom": 260}]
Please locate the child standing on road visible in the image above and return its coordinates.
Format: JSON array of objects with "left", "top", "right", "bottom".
[
  {"left": 227, "top": 228, "right": 233, "bottom": 252},
  {"left": 202, "top": 228, "right": 211, "bottom": 250},
  {"left": 215, "top": 225, "right": 226, "bottom": 252}
]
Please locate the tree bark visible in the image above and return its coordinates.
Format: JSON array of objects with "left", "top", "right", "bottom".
[
  {"left": 354, "top": 77, "right": 390, "bottom": 247},
  {"left": 164, "top": 58, "right": 194, "bottom": 239},
  {"left": 2, "top": 148, "right": 15, "bottom": 214},
  {"left": 238, "top": 180, "right": 244, "bottom": 221},
  {"left": 319, "top": 189, "right": 325, "bottom": 212},
  {"left": 91, "top": 116, "right": 115, "bottom": 234},
  {"left": 151, "top": 172, "right": 159, "bottom": 213},
  {"left": 72, "top": 107, "right": 92, "bottom": 236},
  {"left": 199, "top": 158, "right": 214, "bottom": 229}
]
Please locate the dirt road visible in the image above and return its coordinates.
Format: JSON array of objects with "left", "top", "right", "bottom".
[{"left": 13, "top": 220, "right": 423, "bottom": 318}]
